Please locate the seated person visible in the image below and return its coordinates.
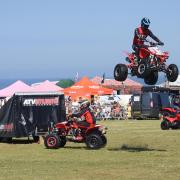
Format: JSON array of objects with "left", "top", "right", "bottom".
[
  {"left": 70, "top": 100, "right": 96, "bottom": 127},
  {"left": 68, "top": 100, "right": 96, "bottom": 140}
]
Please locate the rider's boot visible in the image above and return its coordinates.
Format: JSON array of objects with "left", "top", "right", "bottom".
[
  {"left": 133, "top": 53, "right": 139, "bottom": 65},
  {"left": 72, "top": 129, "right": 82, "bottom": 141},
  {"left": 148, "top": 55, "right": 155, "bottom": 67}
]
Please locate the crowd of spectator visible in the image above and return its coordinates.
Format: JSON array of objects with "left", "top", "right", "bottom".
[
  {"left": 65, "top": 96, "right": 129, "bottom": 120},
  {"left": 91, "top": 102, "right": 128, "bottom": 120}
]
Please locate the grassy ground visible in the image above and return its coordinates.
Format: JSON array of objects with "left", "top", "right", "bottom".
[{"left": 0, "top": 120, "right": 180, "bottom": 180}]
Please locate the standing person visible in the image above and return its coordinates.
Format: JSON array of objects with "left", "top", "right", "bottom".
[{"left": 67, "top": 96, "right": 73, "bottom": 114}]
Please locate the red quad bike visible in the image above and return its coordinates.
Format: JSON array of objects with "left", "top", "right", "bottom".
[
  {"left": 114, "top": 40, "right": 179, "bottom": 85},
  {"left": 44, "top": 118, "right": 107, "bottom": 149},
  {"left": 161, "top": 107, "right": 180, "bottom": 130}
]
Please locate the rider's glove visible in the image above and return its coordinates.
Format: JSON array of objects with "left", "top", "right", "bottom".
[
  {"left": 158, "top": 41, "right": 164, "bottom": 46},
  {"left": 150, "top": 42, "right": 156, "bottom": 46}
]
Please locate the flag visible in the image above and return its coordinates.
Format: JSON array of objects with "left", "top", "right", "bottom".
[
  {"left": 75, "top": 72, "right": 79, "bottom": 82},
  {"left": 101, "top": 73, "right": 105, "bottom": 84}
]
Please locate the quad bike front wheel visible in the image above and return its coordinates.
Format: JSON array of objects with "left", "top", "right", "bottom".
[
  {"left": 137, "top": 59, "right": 150, "bottom": 78},
  {"left": 114, "top": 64, "right": 128, "bottom": 81},
  {"left": 144, "top": 71, "right": 158, "bottom": 85},
  {"left": 161, "top": 119, "right": 170, "bottom": 130},
  {"left": 44, "top": 134, "right": 60, "bottom": 149},
  {"left": 166, "top": 64, "right": 179, "bottom": 82},
  {"left": 85, "top": 133, "right": 104, "bottom": 149}
]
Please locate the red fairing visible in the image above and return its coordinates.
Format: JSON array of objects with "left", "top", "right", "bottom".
[
  {"left": 163, "top": 107, "right": 180, "bottom": 123},
  {"left": 55, "top": 122, "right": 67, "bottom": 129},
  {"left": 177, "top": 113, "right": 180, "bottom": 119},
  {"left": 163, "top": 108, "right": 176, "bottom": 113},
  {"left": 139, "top": 48, "right": 151, "bottom": 59},
  {"left": 165, "top": 116, "right": 177, "bottom": 123}
]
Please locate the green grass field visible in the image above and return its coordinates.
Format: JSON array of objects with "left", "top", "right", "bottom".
[{"left": 1, "top": 120, "right": 180, "bottom": 180}]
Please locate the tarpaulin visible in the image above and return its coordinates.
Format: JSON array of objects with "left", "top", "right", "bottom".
[{"left": 0, "top": 93, "right": 66, "bottom": 138}]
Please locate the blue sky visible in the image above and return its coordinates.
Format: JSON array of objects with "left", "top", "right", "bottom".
[{"left": 0, "top": 0, "right": 179, "bottom": 79}]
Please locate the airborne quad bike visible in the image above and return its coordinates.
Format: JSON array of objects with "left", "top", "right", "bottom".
[
  {"left": 114, "top": 40, "right": 179, "bottom": 85},
  {"left": 44, "top": 118, "right": 107, "bottom": 149},
  {"left": 161, "top": 107, "right": 180, "bottom": 130}
]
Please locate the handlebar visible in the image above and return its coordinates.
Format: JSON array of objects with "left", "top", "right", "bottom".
[
  {"left": 149, "top": 42, "right": 159, "bottom": 47},
  {"left": 143, "top": 39, "right": 164, "bottom": 47}
]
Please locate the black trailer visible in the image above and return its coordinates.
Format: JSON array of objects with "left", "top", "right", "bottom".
[
  {"left": 131, "top": 86, "right": 172, "bottom": 119},
  {"left": 0, "top": 92, "right": 66, "bottom": 141}
]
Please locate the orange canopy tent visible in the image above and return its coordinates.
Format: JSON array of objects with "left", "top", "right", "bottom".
[{"left": 64, "top": 76, "right": 113, "bottom": 100}]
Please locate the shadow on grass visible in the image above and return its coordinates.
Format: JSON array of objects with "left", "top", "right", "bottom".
[
  {"left": 12, "top": 139, "right": 36, "bottom": 144},
  {"left": 63, "top": 145, "right": 106, "bottom": 150},
  {"left": 42, "top": 146, "right": 88, "bottom": 150},
  {"left": 63, "top": 146, "right": 88, "bottom": 150},
  {"left": 0, "top": 139, "right": 36, "bottom": 144},
  {"left": 108, "top": 144, "right": 166, "bottom": 152}
]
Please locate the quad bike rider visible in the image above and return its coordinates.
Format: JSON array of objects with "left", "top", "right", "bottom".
[
  {"left": 132, "top": 17, "right": 164, "bottom": 63},
  {"left": 68, "top": 100, "right": 96, "bottom": 140},
  {"left": 44, "top": 100, "right": 107, "bottom": 149},
  {"left": 114, "top": 18, "right": 179, "bottom": 85}
]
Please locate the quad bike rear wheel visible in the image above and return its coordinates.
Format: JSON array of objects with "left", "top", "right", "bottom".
[
  {"left": 85, "top": 133, "right": 103, "bottom": 149},
  {"left": 166, "top": 64, "right": 179, "bottom": 82},
  {"left": 44, "top": 134, "right": 60, "bottom": 149},
  {"left": 144, "top": 71, "right": 158, "bottom": 85},
  {"left": 171, "top": 121, "right": 180, "bottom": 129},
  {"left": 114, "top": 64, "right": 128, "bottom": 81}
]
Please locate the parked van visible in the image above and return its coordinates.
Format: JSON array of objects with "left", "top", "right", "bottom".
[{"left": 131, "top": 87, "right": 172, "bottom": 119}]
